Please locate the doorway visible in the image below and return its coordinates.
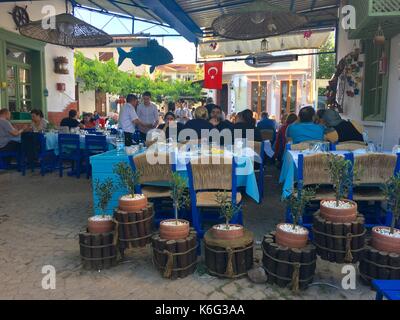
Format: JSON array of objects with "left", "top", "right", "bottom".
[{"left": 95, "top": 90, "right": 106, "bottom": 115}]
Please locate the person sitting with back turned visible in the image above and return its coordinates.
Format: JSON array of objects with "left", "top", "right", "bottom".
[
  {"left": 183, "top": 106, "right": 213, "bottom": 141},
  {"left": 118, "top": 94, "right": 153, "bottom": 146},
  {"left": 320, "top": 109, "right": 364, "bottom": 143},
  {"left": 233, "top": 109, "right": 262, "bottom": 142},
  {"left": 286, "top": 106, "right": 324, "bottom": 144},
  {"left": 60, "top": 110, "right": 84, "bottom": 130},
  {"left": 257, "top": 112, "right": 277, "bottom": 143},
  {"left": 274, "top": 113, "right": 298, "bottom": 163},
  {"left": 157, "top": 112, "right": 183, "bottom": 140}
]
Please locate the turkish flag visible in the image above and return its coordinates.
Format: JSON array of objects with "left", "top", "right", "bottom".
[{"left": 204, "top": 62, "right": 223, "bottom": 90}]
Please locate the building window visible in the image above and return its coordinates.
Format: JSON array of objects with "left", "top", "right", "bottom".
[
  {"left": 362, "top": 40, "right": 390, "bottom": 121},
  {"left": 251, "top": 81, "right": 267, "bottom": 115},
  {"left": 280, "top": 80, "right": 297, "bottom": 115},
  {"left": 6, "top": 47, "right": 32, "bottom": 113},
  {"left": 99, "top": 52, "right": 114, "bottom": 62}
]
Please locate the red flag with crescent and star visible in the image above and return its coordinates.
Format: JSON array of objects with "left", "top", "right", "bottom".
[{"left": 204, "top": 62, "right": 223, "bottom": 90}]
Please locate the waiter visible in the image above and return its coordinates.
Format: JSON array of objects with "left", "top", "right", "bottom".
[
  {"left": 118, "top": 94, "right": 152, "bottom": 146},
  {"left": 136, "top": 91, "right": 159, "bottom": 142}
]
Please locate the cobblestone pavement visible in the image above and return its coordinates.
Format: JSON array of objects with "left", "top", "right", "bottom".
[{"left": 0, "top": 167, "right": 375, "bottom": 300}]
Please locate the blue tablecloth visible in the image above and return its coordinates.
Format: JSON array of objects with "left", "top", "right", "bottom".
[
  {"left": 90, "top": 148, "right": 260, "bottom": 215},
  {"left": 44, "top": 132, "right": 116, "bottom": 155}
]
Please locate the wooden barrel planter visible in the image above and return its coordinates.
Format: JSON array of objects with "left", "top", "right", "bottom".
[
  {"left": 114, "top": 203, "right": 154, "bottom": 256},
  {"left": 204, "top": 228, "right": 254, "bottom": 279},
  {"left": 359, "top": 243, "right": 400, "bottom": 286},
  {"left": 79, "top": 230, "right": 117, "bottom": 270},
  {"left": 312, "top": 211, "right": 366, "bottom": 264},
  {"left": 262, "top": 231, "right": 317, "bottom": 291},
  {"left": 151, "top": 229, "right": 198, "bottom": 279}
]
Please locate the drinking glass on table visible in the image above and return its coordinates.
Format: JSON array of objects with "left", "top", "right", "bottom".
[{"left": 367, "top": 142, "right": 376, "bottom": 153}]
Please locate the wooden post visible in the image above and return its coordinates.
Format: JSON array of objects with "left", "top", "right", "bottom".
[
  {"left": 325, "top": 221, "right": 334, "bottom": 262},
  {"left": 389, "top": 253, "right": 400, "bottom": 280},
  {"left": 377, "top": 251, "right": 390, "bottom": 280},
  {"left": 266, "top": 243, "right": 279, "bottom": 284},
  {"left": 136, "top": 210, "right": 146, "bottom": 247},
  {"left": 143, "top": 207, "right": 153, "bottom": 245},
  {"left": 289, "top": 248, "right": 302, "bottom": 289},
  {"left": 91, "top": 234, "right": 103, "bottom": 270},
  {"left": 165, "top": 240, "right": 178, "bottom": 279},
  {"left": 333, "top": 223, "right": 344, "bottom": 263},
  {"left": 187, "top": 234, "right": 197, "bottom": 274},
  {"left": 128, "top": 212, "right": 139, "bottom": 248},
  {"left": 176, "top": 239, "right": 188, "bottom": 278},
  {"left": 102, "top": 232, "right": 112, "bottom": 269},
  {"left": 79, "top": 232, "right": 92, "bottom": 270},
  {"left": 120, "top": 211, "right": 131, "bottom": 249},
  {"left": 368, "top": 247, "right": 379, "bottom": 279},
  {"left": 276, "top": 247, "right": 290, "bottom": 287}
]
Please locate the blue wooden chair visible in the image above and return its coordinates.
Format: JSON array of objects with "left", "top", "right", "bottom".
[
  {"left": 186, "top": 155, "right": 242, "bottom": 243},
  {"left": 58, "top": 134, "right": 83, "bottom": 178},
  {"left": 252, "top": 141, "right": 265, "bottom": 201},
  {"left": 331, "top": 141, "right": 367, "bottom": 151},
  {"left": 348, "top": 153, "right": 400, "bottom": 228},
  {"left": 129, "top": 152, "right": 176, "bottom": 225},
  {"left": 287, "top": 152, "right": 352, "bottom": 231},
  {"left": 0, "top": 148, "right": 21, "bottom": 171},
  {"left": 373, "top": 280, "right": 400, "bottom": 300},
  {"left": 20, "top": 132, "right": 56, "bottom": 176},
  {"left": 85, "top": 134, "right": 108, "bottom": 179}
]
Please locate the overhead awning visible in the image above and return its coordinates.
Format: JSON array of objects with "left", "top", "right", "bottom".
[{"left": 199, "top": 29, "right": 333, "bottom": 59}]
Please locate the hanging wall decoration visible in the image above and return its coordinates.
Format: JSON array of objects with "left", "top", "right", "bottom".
[{"left": 326, "top": 48, "right": 364, "bottom": 112}]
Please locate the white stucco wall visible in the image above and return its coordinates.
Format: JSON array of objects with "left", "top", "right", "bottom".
[
  {"left": 0, "top": 1, "right": 75, "bottom": 113},
  {"left": 337, "top": 18, "right": 400, "bottom": 150}
]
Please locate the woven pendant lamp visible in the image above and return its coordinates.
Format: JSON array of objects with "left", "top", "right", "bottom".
[
  {"left": 212, "top": 0, "right": 308, "bottom": 40},
  {"left": 19, "top": 12, "right": 113, "bottom": 48}
]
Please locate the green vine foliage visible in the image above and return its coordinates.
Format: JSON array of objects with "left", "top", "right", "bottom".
[
  {"left": 170, "top": 172, "right": 190, "bottom": 219},
  {"left": 215, "top": 191, "right": 242, "bottom": 229},
  {"left": 284, "top": 187, "right": 316, "bottom": 229},
  {"left": 383, "top": 173, "right": 400, "bottom": 234},
  {"left": 113, "top": 162, "right": 140, "bottom": 196},
  {"left": 327, "top": 154, "right": 354, "bottom": 206},
  {"left": 74, "top": 51, "right": 203, "bottom": 100},
  {"left": 94, "top": 178, "right": 115, "bottom": 215}
]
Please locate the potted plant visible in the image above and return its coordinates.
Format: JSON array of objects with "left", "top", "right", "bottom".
[
  {"left": 372, "top": 174, "right": 400, "bottom": 253},
  {"left": 88, "top": 178, "right": 115, "bottom": 234},
  {"left": 113, "top": 162, "right": 147, "bottom": 212},
  {"left": 320, "top": 154, "right": 357, "bottom": 223},
  {"left": 212, "top": 191, "right": 243, "bottom": 240},
  {"left": 159, "top": 172, "right": 190, "bottom": 240},
  {"left": 276, "top": 187, "right": 316, "bottom": 249}
]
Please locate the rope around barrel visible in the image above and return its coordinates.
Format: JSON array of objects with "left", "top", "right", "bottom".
[
  {"left": 361, "top": 257, "right": 400, "bottom": 270},
  {"left": 152, "top": 245, "right": 198, "bottom": 278},
  {"left": 312, "top": 227, "right": 366, "bottom": 262},
  {"left": 204, "top": 243, "right": 254, "bottom": 278},
  {"left": 262, "top": 247, "right": 316, "bottom": 292},
  {"left": 80, "top": 254, "right": 117, "bottom": 261},
  {"left": 113, "top": 213, "right": 154, "bottom": 246}
]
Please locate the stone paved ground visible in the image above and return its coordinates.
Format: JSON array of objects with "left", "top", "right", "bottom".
[{"left": 0, "top": 166, "right": 375, "bottom": 300}]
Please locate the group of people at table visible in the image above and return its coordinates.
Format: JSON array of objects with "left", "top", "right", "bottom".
[{"left": 0, "top": 88, "right": 365, "bottom": 166}]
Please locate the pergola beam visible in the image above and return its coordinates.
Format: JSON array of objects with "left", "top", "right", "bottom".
[{"left": 143, "top": 0, "right": 203, "bottom": 43}]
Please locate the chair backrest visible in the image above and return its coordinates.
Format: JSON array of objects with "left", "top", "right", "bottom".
[
  {"left": 131, "top": 152, "right": 174, "bottom": 183},
  {"left": 21, "top": 132, "right": 45, "bottom": 162},
  {"left": 189, "top": 155, "right": 234, "bottom": 191},
  {"left": 335, "top": 141, "right": 367, "bottom": 151},
  {"left": 299, "top": 153, "right": 332, "bottom": 186},
  {"left": 260, "top": 129, "right": 274, "bottom": 141},
  {"left": 58, "top": 134, "right": 80, "bottom": 155},
  {"left": 85, "top": 135, "right": 108, "bottom": 154},
  {"left": 354, "top": 153, "right": 398, "bottom": 185}
]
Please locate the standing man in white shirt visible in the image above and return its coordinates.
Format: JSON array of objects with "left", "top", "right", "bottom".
[
  {"left": 118, "top": 94, "right": 152, "bottom": 146},
  {"left": 175, "top": 99, "right": 192, "bottom": 125},
  {"left": 136, "top": 91, "right": 159, "bottom": 141}
]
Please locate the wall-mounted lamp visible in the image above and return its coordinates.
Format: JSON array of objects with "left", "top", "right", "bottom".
[{"left": 54, "top": 56, "right": 69, "bottom": 74}]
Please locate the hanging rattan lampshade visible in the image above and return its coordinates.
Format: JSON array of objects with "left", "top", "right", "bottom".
[
  {"left": 212, "top": 1, "right": 308, "bottom": 40},
  {"left": 19, "top": 13, "right": 113, "bottom": 48}
]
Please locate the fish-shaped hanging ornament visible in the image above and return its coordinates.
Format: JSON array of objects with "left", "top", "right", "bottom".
[{"left": 117, "top": 39, "right": 173, "bottom": 74}]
